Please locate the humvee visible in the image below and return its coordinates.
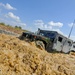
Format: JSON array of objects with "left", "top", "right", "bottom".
[{"left": 19, "top": 28, "right": 73, "bottom": 53}]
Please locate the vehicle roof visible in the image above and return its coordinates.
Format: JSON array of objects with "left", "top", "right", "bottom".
[
  {"left": 39, "top": 29, "right": 73, "bottom": 42},
  {"left": 39, "top": 29, "right": 58, "bottom": 33}
]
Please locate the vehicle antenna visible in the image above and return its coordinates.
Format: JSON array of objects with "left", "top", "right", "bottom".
[
  {"left": 68, "top": 20, "right": 75, "bottom": 38},
  {"left": 61, "top": 20, "right": 75, "bottom": 52}
]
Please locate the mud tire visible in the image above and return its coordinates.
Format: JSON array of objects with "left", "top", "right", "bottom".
[{"left": 35, "top": 40, "right": 45, "bottom": 49}]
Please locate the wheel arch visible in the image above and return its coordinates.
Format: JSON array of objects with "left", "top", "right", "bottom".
[{"left": 35, "top": 39, "right": 47, "bottom": 49}]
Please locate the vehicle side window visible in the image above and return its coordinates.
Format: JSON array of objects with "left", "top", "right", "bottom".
[
  {"left": 40, "top": 33, "right": 44, "bottom": 36},
  {"left": 73, "top": 45, "right": 75, "bottom": 48},
  {"left": 68, "top": 41, "right": 72, "bottom": 46},
  {"left": 58, "top": 37, "right": 63, "bottom": 42}
]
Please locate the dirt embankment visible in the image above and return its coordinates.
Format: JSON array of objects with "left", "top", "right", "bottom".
[
  {"left": 0, "top": 34, "right": 75, "bottom": 75},
  {"left": 0, "top": 24, "right": 26, "bottom": 34}
]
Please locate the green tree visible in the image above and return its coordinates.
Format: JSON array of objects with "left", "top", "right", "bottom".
[
  {"left": 0, "top": 22, "right": 6, "bottom": 26},
  {"left": 15, "top": 26, "right": 22, "bottom": 29}
]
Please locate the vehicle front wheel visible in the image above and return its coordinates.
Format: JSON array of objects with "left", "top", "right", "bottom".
[{"left": 35, "top": 40, "right": 45, "bottom": 50}]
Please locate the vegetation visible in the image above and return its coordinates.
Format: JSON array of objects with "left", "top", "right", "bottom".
[
  {"left": 0, "top": 22, "right": 6, "bottom": 26},
  {"left": 15, "top": 26, "right": 22, "bottom": 29},
  {"left": 0, "top": 22, "right": 29, "bottom": 34},
  {"left": 0, "top": 22, "right": 22, "bottom": 29}
]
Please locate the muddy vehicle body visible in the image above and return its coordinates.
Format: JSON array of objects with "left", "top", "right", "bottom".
[
  {"left": 20, "top": 29, "right": 73, "bottom": 53},
  {"left": 20, "top": 30, "right": 52, "bottom": 50},
  {"left": 19, "top": 32, "right": 35, "bottom": 41}
]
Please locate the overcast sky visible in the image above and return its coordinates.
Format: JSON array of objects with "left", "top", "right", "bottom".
[{"left": 0, "top": 0, "right": 75, "bottom": 41}]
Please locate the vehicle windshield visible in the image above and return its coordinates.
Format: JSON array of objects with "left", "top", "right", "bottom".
[{"left": 39, "top": 31, "right": 56, "bottom": 39}]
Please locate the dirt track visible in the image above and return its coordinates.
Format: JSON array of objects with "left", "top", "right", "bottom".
[{"left": 0, "top": 34, "right": 75, "bottom": 75}]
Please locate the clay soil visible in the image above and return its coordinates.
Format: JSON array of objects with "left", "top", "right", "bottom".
[{"left": 0, "top": 34, "right": 75, "bottom": 75}]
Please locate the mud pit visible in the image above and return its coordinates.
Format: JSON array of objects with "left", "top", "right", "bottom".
[{"left": 0, "top": 34, "right": 75, "bottom": 75}]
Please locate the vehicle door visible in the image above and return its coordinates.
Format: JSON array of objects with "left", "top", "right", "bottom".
[
  {"left": 62, "top": 40, "right": 73, "bottom": 53},
  {"left": 53, "top": 36, "right": 63, "bottom": 52}
]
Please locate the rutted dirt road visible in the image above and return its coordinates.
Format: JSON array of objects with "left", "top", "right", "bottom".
[{"left": 0, "top": 34, "right": 75, "bottom": 75}]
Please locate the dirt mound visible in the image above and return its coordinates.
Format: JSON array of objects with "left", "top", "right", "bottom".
[
  {"left": 0, "top": 34, "right": 75, "bottom": 75},
  {"left": 0, "top": 24, "right": 26, "bottom": 34}
]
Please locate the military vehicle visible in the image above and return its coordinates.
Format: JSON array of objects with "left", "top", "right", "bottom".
[{"left": 19, "top": 28, "right": 73, "bottom": 53}]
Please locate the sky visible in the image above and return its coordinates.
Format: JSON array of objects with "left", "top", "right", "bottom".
[{"left": 0, "top": 0, "right": 75, "bottom": 41}]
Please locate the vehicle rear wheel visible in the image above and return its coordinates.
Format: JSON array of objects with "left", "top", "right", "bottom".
[{"left": 35, "top": 40, "right": 45, "bottom": 49}]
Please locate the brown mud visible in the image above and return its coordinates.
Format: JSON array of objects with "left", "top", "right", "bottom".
[{"left": 0, "top": 34, "right": 75, "bottom": 75}]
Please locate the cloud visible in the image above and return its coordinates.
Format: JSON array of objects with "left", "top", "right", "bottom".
[
  {"left": 0, "top": 3, "right": 26, "bottom": 29},
  {"left": 48, "top": 21, "right": 63, "bottom": 27},
  {"left": 18, "top": 23, "right": 26, "bottom": 26},
  {"left": 34, "top": 20, "right": 52, "bottom": 30},
  {"left": 34, "top": 20, "right": 44, "bottom": 28},
  {"left": 68, "top": 23, "right": 74, "bottom": 27},
  {"left": 0, "top": 3, "right": 16, "bottom": 10},
  {"left": 52, "top": 29, "right": 63, "bottom": 34},
  {"left": 70, "top": 35, "right": 75, "bottom": 41},
  {"left": 44, "top": 24, "right": 52, "bottom": 29},
  {"left": 5, "top": 12, "right": 20, "bottom": 22},
  {"left": 11, "top": 21, "right": 26, "bottom": 28},
  {"left": 0, "top": 12, "right": 26, "bottom": 29},
  {"left": 34, "top": 20, "right": 64, "bottom": 35},
  {"left": 34, "top": 20, "right": 63, "bottom": 30},
  {"left": 0, "top": 17, "right": 26, "bottom": 29}
]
